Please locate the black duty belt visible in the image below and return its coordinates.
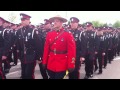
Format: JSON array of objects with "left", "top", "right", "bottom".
[{"left": 50, "top": 50, "right": 67, "bottom": 54}]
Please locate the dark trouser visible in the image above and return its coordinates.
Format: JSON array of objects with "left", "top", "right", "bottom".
[
  {"left": 21, "top": 62, "right": 36, "bottom": 79},
  {"left": 3, "top": 59, "right": 11, "bottom": 72},
  {"left": 47, "top": 69, "right": 66, "bottom": 79},
  {"left": 0, "top": 62, "right": 6, "bottom": 79},
  {"left": 104, "top": 50, "right": 108, "bottom": 67},
  {"left": 39, "top": 63, "right": 48, "bottom": 79},
  {"left": 97, "top": 51, "right": 104, "bottom": 73},
  {"left": 69, "top": 57, "right": 81, "bottom": 79},
  {"left": 114, "top": 46, "right": 117, "bottom": 57},
  {"left": 108, "top": 50, "right": 112, "bottom": 63},
  {"left": 85, "top": 53, "right": 94, "bottom": 76},
  {"left": 117, "top": 44, "right": 120, "bottom": 56},
  {"left": 94, "top": 54, "right": 98, "bottom": 69},
  {"left": 0, "top": 49, "right": 6, "bottom": 79},
  {"left": 7, "top": 50, "right": 13, "bottom": 63},
  {"left": 112, "top": 47, "right": 115, "bottom": 59},
  {"left": 13, "top": 47, "right": 18, "bottom": 65}
]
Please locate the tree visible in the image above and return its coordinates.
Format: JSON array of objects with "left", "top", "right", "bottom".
[
  {"left": 102, "top": 23, "right": 108, "bottom": 27},
  {"left": 8, "top": 12, "right": 17, "bottom": 23},
  {"left": 113, "top": 21, "right": 120, "bottom": 28},
  {"left": 92, "top": 21, "right": 101, "bottom": 27}
]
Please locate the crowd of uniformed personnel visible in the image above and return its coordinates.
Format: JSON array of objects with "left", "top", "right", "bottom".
[{"left": 0, "top": 13, "right": 120, "bottom": 79}]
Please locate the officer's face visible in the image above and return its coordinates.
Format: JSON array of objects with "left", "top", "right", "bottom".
[
  {"left": 70, "top": 22, "right": 78, "bottom": 29},
  {"left": 21, "top": 19, "right": 30, "bottom": 26},
  {"left": 0, "top": 21, "right": 3, "bottom": 26},
  {"left": 86, "top": 26, "right": 93, "bottom": 30},
  {"left": 44, "top": 23, "right": 51, "bottom": 29},
  {"left": 11, "top": 25, "right": 17, "bottom": 29},
  {"left": 3, "top": 23, "right": 9, "bottom": 27},
  {"left": 53, "top": 19, "right": 63, "bottom": 29}
]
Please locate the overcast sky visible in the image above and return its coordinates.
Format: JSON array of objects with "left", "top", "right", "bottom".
[{"left": 0, "top": 11, "right": 120, "bottom": 25}]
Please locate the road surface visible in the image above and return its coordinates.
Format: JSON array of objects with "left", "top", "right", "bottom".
[{"left": 6, "top": 56, "right": 120, "bottom": 79}]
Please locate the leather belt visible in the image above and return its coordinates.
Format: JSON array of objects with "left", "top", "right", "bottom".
[{"left": 50, "top": 49, "right": 67, "bottom": 54}]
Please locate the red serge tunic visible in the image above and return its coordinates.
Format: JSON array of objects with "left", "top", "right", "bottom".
[{"left": 42, "top": 28, "right": 76, "bottom": 72}]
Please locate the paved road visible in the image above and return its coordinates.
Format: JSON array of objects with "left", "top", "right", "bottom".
[{"left": 6, "top": 56, "right": 120, "bottom": 79}]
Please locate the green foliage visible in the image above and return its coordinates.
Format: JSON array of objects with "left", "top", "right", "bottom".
[
  {"left": 113, "top": 21, "right": 120, "bottom": 28},
  {"left": 8, "top": 12, "right": 17, "bottom": 23}
]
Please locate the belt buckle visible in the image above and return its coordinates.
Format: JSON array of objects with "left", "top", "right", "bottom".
[
  {"left": 24, "top": 50, "right": 26, "bottom": 54},
  {"left": 54, "top": 49, "right": 56, "bottom": 54}
]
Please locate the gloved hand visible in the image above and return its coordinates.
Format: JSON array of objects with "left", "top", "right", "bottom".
[
  {"left": 68, "top": 68, "right": 74, "bottom": 73},
  {"left": 42, "top": 64, "right": 47, "bottom": 70},
  {"left": 37, "top": 60, "right": 42, "bottom": 64}
]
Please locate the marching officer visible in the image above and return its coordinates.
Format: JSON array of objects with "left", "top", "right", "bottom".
[
  {"left": 106, "top": 27, "right": 113, "bottom": 64},
  {"left": 0, "top": 17, "right": 6, "bottom": 79},
  {"left": 16, "top": 13, "right": 41, "bottom": 79},
  {"left": 117, "top": 28, "right": 120, "bottom": 56},
  {"left": 42, "top": 15, "right": 76, "bottom": 79},
  {"left": 94, "top": 27, "right": 106, "bottom": 74},
  {"left": 68, "top": 17, "right": 85, "bottom": 79},
  {"left": 2, "top": 20, "right": 12, "bottom": 75},
  {"left": 37, "top": 19, "right": 52, "bottom": 79},
  {"left": 0, "top": 17, "right": 11, "bottom": 79},
  {"left": 10, "top": 23, "right": 18, "bottom": 66},
  {"left": 84, "top": 22, "right": 97, "bottom": 79}
]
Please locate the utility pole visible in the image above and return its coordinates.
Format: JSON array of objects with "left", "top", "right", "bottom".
[{"left": 65, "top": 11, "right": 67, "bottom": 18}]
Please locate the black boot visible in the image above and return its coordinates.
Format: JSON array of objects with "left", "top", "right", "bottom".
[
  {"left": 98, "top": 71, "right": 102, "bottom": 74},
  {"left": 84, "top": 75, "right": 89, "bottom": 79},
  {"left": 94, "top": 67, "right": 98, "bottom": 72}
]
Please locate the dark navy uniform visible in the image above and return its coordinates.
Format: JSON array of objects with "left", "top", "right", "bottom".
[
  {"left": 2, "top": 25, "right": 12, "bottom": 75},
  {"left": 10, "top": 26, "right": 18, "bottom": 66},
  {"left": 68, "top": 17, "right": 86, "bottom": 79},
  {"left": 84, "top": 22, "right": 97, "bottom": 79},
  {"left": 0, "top": 18, "right": 12, "bottom": 79},
  {"left": 16, "top": 13, "right": 41, "bottom": 79},
  {"left": 94, "top": 29, "right": 106, "bottom": 74},
  {"left": 69, "top": 29, "right": 85, "bottom": 79},
  {"left": 37, "top": 19, "right": 52, "bottom": 79},
  {"left": 107, "top": 31, "right": 113, "bottom": 64}
]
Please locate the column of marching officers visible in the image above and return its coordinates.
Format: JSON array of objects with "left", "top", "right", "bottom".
[{"left": 0, "top": 13, "right": 120, "bottom": 79}]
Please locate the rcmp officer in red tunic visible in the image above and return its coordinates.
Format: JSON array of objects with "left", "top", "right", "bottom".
[
  {"left": 16, "top": 13, "right": 41, "bottom": 79},
  {"left": 42, "top": 15, "right": 76, "bottom": 79}
]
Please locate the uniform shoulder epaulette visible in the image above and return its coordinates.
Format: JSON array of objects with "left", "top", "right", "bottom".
[
  {"left": 64, "top": 29, "right": 69, "bottom": 32},
  {"left": 48, "top": 30, "right": 53, "bottom": 32},
  {"left": 64, "top": 29, "right": 71, "bottom": 33}
]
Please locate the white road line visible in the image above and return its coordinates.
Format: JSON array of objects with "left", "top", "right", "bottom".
[
  {"left": 10, "top": 62, "right": 21, "bottom": 69},
  {"left": 113, "top": 58, "right": 120, "bottom": 61},
  {"left": 6, "top": 71, "right": 20, "bottom": 76}
]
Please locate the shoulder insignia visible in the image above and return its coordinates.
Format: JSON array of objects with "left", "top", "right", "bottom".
[
  {"left": 71, "top": 57, "right": 75, "bottom": 63},
  {"left": 7, "top": 31, "right": 9, "bottom": 33},
  {"left": 36, "top": 31, "right": 39, "bottom": 34}
]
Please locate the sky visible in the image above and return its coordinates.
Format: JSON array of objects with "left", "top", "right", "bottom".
[{"left": 0, "top": 11, "right": 120, "bottom": 25}]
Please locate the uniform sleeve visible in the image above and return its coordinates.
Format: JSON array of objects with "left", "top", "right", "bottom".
[
  {"left": 42, "top": 33, "right": 50, "bottom": 65},
  {"left": 15, "top": 31, "right": 20, "bottom": 51},
  {"left": 80, "top": 32, "right": 87, "bottom": 57},
  {"left": 103, "top": 38, "right": 106, "bottom": 52},
  {"left": 3, "top": 30, "right": 12, "bottom": 56},
  {"left": 67, "top": 32, "right": 76, "bottom": 69},
  {"left": 34, "top": 30, "right": 43, "bottom": 60},
  {"left": 108, "top": 36, "right": 112, "bottom": 49},
  {"left": 94, "top": 35, "right": 100, "bottom": 52}
]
